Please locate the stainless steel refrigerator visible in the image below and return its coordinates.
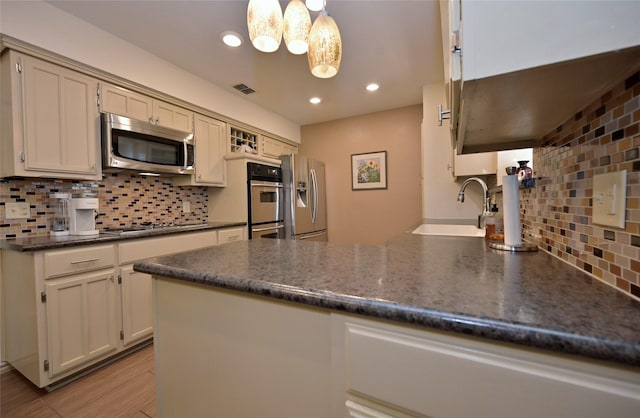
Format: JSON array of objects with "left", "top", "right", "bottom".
[{"left": 280, "top": 154, "right": 328, "bottom": 241}]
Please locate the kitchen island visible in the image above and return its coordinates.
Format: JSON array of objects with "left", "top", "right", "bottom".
[{"left": 135, "top": 234, "right": 640, "bottom": 417}]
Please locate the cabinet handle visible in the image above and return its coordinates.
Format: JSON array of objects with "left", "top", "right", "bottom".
[
  {"left": 155, "top": 117, "right": 160, "bottom": 124},
  {"left": 70, "top": 258, "right": 100, "bottom": 264},
  {"left": 19, "top": 152, "right": 25, "bottom": 163},
  {"left": 149, "top": 117, "right": 154, "bottom": 124},
  {"left": 438, "top": 104, "right": 451, "bottom": 126}
]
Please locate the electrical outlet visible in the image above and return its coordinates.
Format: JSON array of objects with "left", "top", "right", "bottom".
[
  {"left": 5, "top": 202, "right": 31, "bottom": 219},
  {"left": 593, "top": 170, "right": 627, "bottom": 229},
  {"left": 182, "top": 201, "right": 191, "bottom": 213}
]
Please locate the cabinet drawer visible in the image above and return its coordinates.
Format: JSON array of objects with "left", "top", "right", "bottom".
[
  {"left": 44, "top": 245, "right": 115, "bottom": 279},
  {"left": 218, "top": 228, "right": 245, "bottom": 244},
  {"left": 343, "top": 322, "right": 640, "bottom": 417},
  {"left": 119, "top": 230, "right": 217, "bottom": 264}
]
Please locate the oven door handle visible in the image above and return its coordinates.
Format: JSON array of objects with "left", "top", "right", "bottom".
[
  {"left": 250, "top": 182, "right": 283, "bottom": 188},
  {"left": 252, "top": 225, "right": 285, "bottom": 233}
]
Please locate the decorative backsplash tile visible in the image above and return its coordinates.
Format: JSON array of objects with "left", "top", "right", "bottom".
[
  {"left": 0, "top": 173, "right": 208, "bottom": 240},
  {"left": 522, "top": 69, "right": 640, "bottom": 299}
]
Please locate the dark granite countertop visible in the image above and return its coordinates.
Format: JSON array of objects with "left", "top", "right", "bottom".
[
  {"left": 133, "top": 233, "right": 640, "bottom": 369},
  {"left": 0, "top": 221, "right": 246, "bottom": 251}
]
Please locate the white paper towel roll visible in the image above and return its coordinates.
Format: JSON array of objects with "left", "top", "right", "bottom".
[{"left": 503, "top": 175, "right": 522, "bottom": 246}]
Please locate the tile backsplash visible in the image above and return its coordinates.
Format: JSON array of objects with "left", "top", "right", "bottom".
[
  {"left": 522, "top": 70, "right": 640, "bottom": 299},
  {"left": 0, "top": 173, "right": 208, "bottom": 239}
]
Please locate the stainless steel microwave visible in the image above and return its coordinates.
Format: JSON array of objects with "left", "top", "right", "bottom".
[{"left": 101, "top": 112, "right": 194, "bottom": 175}]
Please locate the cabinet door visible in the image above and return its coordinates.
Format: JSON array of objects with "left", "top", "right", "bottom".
[
  {"left": 99, "top": 83, "right": 152, "bottom": 122},
  {"left": 218, "top": 227, "right": 245, "bottom": 244},
  {"left": 45, "top": 270, "right": 119, "bottom": 377},
  {"left": 152, "top": 100, "right": 193, "bottom": 132},
  {"left": 282, "top": 142, "right": 298, "bottom": 156},
  {"left": 260, "top": 136, "right": 284, "bottom": 158},
  {"left": 194, "top": 115, "right": 227, "bottom": 186},
  {"left": 453, "top": 151, "right": 496, "bottom": 177},
  {"left": 120, "top": 265, "right": 153, "bottom": 347},
  {"left": 22, "top": 55, "right": 99, "bottom": 178}
]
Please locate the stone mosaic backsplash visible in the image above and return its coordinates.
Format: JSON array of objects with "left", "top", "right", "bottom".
[
  {"left": 522, "top": 70, "right": 640, "bottom": 299},
  {"left": 0, "top": 173, "right": 208, "bottom": 239}
]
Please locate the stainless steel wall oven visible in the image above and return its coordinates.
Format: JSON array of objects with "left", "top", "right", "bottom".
[{"left": 247, "top": 163, "right": 284, "bottom": 239}]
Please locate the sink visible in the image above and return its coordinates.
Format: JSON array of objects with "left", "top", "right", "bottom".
[{"left": 411, "top": 224, "right": 485, "bottom": 237}]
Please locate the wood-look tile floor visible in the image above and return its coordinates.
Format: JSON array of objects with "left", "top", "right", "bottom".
[{"left": 0, "top": 344, "right": 156, "bottom": 418}]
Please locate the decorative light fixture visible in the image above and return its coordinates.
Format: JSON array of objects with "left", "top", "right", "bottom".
[
  {"left": 308, "top": 8, "right": 342, "bottom": 79},
  {"left": 283, "top": 0, "right": 311, "bottom": 55},
  {"left": 309, "top": 97, "right": 322, "bottom": 104},
  {"left": 246, "top": 0, "right": 342, "bottom": 79},
  {"left": 247, "top": 0, "right": 283, "bottom": 53}
]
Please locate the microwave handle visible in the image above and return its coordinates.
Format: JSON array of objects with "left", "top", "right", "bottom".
[{"left": 183, "top": 141, "right": 189, "bottom": 171}]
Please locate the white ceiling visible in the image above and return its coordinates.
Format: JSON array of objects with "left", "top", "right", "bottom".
[{"left": 46, "top": 0, "right": 444, "bottom": 126}]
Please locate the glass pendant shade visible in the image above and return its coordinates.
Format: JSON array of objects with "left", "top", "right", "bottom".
[
  {"left": 247, "top": 0, "right": 283, "bottom": 53},
  {"left": 283, "top": 0, "right": 311, "bottom": 55},
  {"left": 308, "top": 11, "right": 342, "bottom": 79}
]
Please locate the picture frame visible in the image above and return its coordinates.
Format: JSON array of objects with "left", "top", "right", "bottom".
[{"left": 351, "top": 151, "right": 387, "bottom": 190}]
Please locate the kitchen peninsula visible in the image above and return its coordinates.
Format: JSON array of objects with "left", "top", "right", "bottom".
[{"left": 135, "top": 233, "right": 640, "bottom": 417}]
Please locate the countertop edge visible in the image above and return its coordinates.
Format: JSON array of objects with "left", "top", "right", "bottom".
[
  {"left": 134, "top": 261, "right": 640, "bottom": 369},
  {"left": 1, "top": 222, "right": 247, "bottom": 251}
]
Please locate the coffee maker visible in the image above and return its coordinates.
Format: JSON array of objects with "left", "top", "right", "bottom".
[{"left": 69, "top": 197, "right": 99, "bottom": 236}]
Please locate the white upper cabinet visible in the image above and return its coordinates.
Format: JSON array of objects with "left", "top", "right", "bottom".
[
  {"left": 1, "top": 51, "right": 101, "bottom": 180},
  {"left": 151, "top": 100, "right": 193, "bottom": 132},
  {"left": 260, "top": 136, "right": 298, "bottom": 159},
  {"left": 441, "top": 0, "right": 640, "bottom": 154},
  {"left": 99, "top": 82, "right": 194, "bottom": 132},
  {"left": 175, "top": 114, "right": 227, "bottom": 187},
  {"left": 453, "top": 151, "right": 496, "bottom": 178},
  {"left": 99, "top": 83, "right": 153, "bottom": 122}
]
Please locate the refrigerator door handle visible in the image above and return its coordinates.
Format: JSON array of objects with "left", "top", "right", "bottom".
[
  {"left": 297, "top": 230, "right": 326, "bottom": 240},
  {"left": 310, "top": 168, "right": 318, "bottom": 224},
  {"left": 252, "top": 224, "right": 285, "bottom": 233}
]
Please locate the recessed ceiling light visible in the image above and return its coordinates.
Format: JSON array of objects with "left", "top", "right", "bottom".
[
  {"left": 366, "top": 83, "right": 380, "bottom": 92},
  {"left": 305, "top": 0, "right": 324, "bottom": 12},
  {"left": 309, "top": 97, "right": 322, "bottom": 104},
  {"left": 221, "top": 31, "right": 243, "bottom": 47}
]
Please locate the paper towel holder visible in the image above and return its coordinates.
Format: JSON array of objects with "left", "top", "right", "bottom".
[{"left": 489, "top": 242, "right": 538, "bottom": 252}]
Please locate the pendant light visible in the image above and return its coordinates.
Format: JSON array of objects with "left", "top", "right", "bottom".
[
  {"left": 283, "top": 0, "right": 312, "bottom": 55},
  {"left": 308, "top": 8, "right": 342, "bottom": 79},
  {"left": 247, "top": 0, "right": 283, "bottom": 53}
]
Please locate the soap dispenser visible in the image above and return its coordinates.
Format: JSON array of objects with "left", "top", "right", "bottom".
[{"left": 485, "top": 206, "right": 496, "bottom": 240}]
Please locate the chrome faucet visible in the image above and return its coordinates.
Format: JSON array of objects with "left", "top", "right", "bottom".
[{"left": 457, "top": 177, "right": 491, "bottom": 229}]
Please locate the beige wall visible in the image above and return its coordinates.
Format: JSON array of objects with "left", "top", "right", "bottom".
[{"left": 300, "top": 105, "right": 422, "bottom": 244}]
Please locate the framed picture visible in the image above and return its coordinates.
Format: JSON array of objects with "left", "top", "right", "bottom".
[{"left": 351, "top": 151, "right": 387, "bottom": 190}]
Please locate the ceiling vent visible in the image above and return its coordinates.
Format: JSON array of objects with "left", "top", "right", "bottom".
[{"left": 233, "top": 83, "right": 256, "bottom": 95}]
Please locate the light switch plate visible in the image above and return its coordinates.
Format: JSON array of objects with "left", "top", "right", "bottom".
[
  {"left": 5, "top": 202, "right": 31, "bottom": 219},
  {"left": 182, "top": 201, "right": 191, "bottom": 213},
  {"left": 592, "top": 170, "right": 627, "bottom": 229}
]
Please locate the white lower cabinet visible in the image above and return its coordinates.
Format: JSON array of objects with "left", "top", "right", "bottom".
[
  {"left": 45, "top": 269, "right": 119, "bottom": 377},
  {"left": 1, "top": 227, "right": 241, "bottom": 388},
  {"left": 118, "top": 264, "right": 153, "bottom": 347},
  {"left": 116, "top": 229, "right": 219, "bottom": 347},
  {"left": 151, "top": 279, "right": 640, "bottom": 417},
  {"left": 217, "top": 227, "right": 245, "bottom": 244},
  {"left": 332, "top": 315, "right": 640, "bottom": 418}
]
